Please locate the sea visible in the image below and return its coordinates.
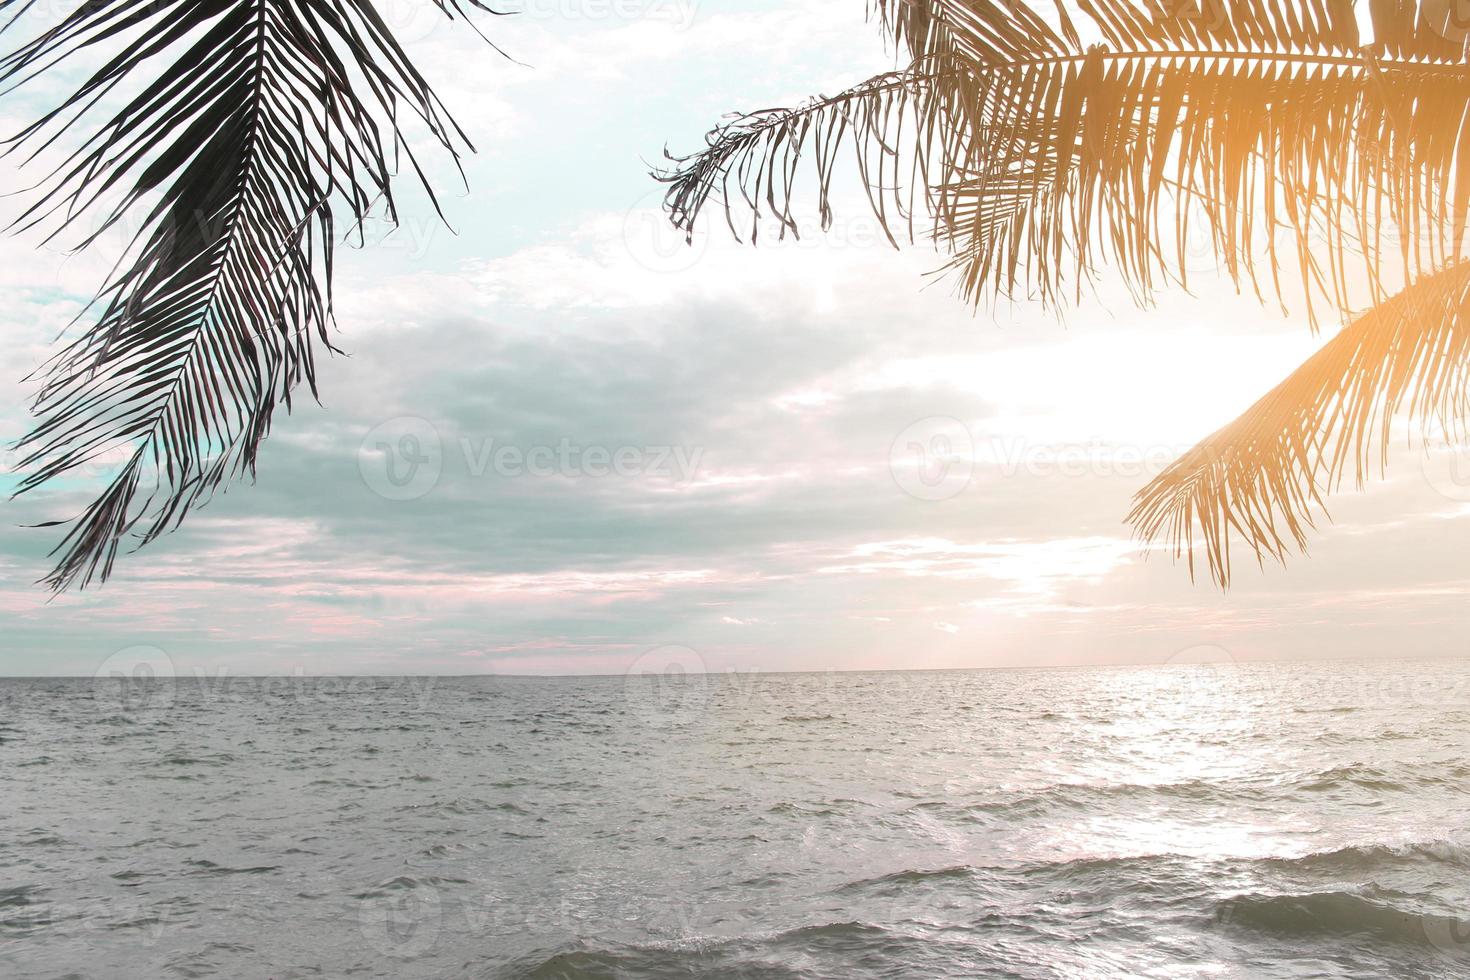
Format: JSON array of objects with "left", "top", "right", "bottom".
[{"left": 3, "top": 659, "right": 1470, "bottom": 978}]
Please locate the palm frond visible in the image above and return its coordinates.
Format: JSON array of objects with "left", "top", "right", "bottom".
[
  {"left": 3, "top": 0, "right": 491, "bottom": 590},
  {"left": 1129, "top": 260, "right": 1470, "bottom": 586},
  {"left": 662, "top": 0, "right": 1470, "bottom": 319},
  {"left": 658, "top": 0, "right": 1470, "bottom": 584}
]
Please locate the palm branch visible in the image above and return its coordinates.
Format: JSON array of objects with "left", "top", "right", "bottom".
[
  {"left": 3, "top": 0, "right": 492, "bottom": 591},
  {"left": 658, "top": 0, "right": 1470, "bottom": 586}
]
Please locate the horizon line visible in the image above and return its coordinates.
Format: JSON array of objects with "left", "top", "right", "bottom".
[{"left": 4, "top": 651, "right": 1468, "bottom": 680}]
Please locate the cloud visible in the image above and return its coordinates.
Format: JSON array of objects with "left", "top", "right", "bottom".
[{"left": 3, "top": 0, "right": 1468, "bottom": 674}]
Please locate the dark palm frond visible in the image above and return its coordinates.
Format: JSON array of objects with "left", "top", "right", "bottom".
[
  {"left": 658, "top": 0, "right": 1470, "bottom": 584},
  {"left": 3, "top": 0, "right": 492, "bottom": 591},
  {"left": 1129, "top": 260, "right": 1470, "bottom": 586}
]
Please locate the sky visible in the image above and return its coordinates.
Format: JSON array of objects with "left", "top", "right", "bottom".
[{"left": 1, "top": 0, "right": 1468, "bottom": 676}]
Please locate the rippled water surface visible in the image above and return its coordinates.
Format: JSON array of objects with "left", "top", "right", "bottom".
[{"left": 5, "top": 660, "right": 1470, "bottom": 978}]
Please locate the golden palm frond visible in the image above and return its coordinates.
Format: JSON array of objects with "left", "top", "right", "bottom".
[
  {"left": 658, "top": 0, "right": 1470, "bottom": 585},
  {"left": 1130, "top": 260, "right": 1470, "bottom": 584}
]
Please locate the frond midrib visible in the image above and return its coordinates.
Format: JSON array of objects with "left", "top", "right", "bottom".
[{"left": 124, "top": 0, "right": 271, "bottom": 469}]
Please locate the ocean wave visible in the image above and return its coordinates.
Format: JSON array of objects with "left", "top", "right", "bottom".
[
  {"left": 155, "top": 753, "right": 236, "bottom": 767},
  {"left": 182, "top": 859, "right": 281, "bottom": 877},
  {"left": 837, "top": 853, "right": 1194, "bottom": 896},
  {"left": 350, "top": 873, "right": 470, "bottom": 898},
  {"left": 766, "top": 801, "right": 844, "bottom": 817},
  {"left": 0, "top": 884, "right": 43, "bottom": 909},
  {"left": 1216, "top": 890, "right": 1467, "bottom": 948},
  {"left": 398, "top": 798, "right": 533, "bottom": 817},
  {"left": 509, "top": 922, "right": 913, "bottom": 980},
  {"left": 1294, "top": 764, "right": 1406, "bottom": 792},
  {"left": 1260, "top": 840, "right": 1470, "bottom": 874},
  {"left": 837, "top": 865, "right": 979, "bottom": 892},
  {"left": 911, "top": 776, "right": 1238, "bottom": 820},
  {"left": 839, "top": 840, "right": 1470, "bottom": 900},
  {"left": 944, "top": 761, "right": 1442, "bottom": 813}
]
